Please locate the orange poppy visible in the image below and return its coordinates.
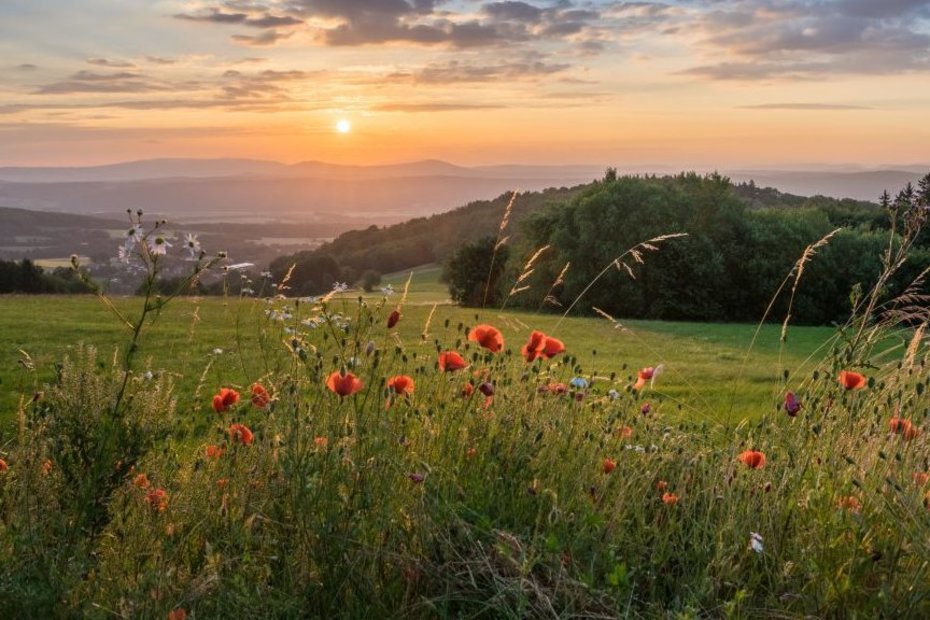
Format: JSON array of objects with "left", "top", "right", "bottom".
[
  {"left": 42, "top": 459, "right": 53, "bottom": 476},
  {"left": 314, "top": 436, "right": 329, "bottom": 447},
  {"left": 228, "top": 423, "right": 254, "bottom": 446},
  {"left": 250, "top": 383, "right": 270, "bottom": 408},
  {"left": 469, "top": 324, "right": 504, "bottom": 353},
  {"left": 618, "top": 425, "right": 634, "bottom": 439},
  {"left": 387, "top": 309, "right": 401, "bottom": 329},
  {"left": 913, "top": 472, "right": 930, "bottom": 486},
  {"left": 466, "top": 447, "right": 478, "bottom": 458},
  {"left": 838, "top": 370, "right": 866, "bottom": 390},
  {"left": 0, "top": 458, "right": 8, "bottom": 472},
  {"left": 212, "top": 387, "right": 240, "bottom": 413},
  {"left": 521, "top": 330, "right": 565, "bottom": 362},
  {"left": 205, "top": 444, "right": 224, "bottom": 460},
  {"left": 603, "top": 457, "right": 617, "bottom": 474},
  {"left": 146, "top": 488, "right": 169, "bottom": 512},
  {"left": 326, "top": 371, "right": 364, "bottom": 396},
  {"left": 543, "top": 336, "right": 565, "bottom": 358},
  {"left": 387, "top": 375, "right": 415, "bottom": 396},
  {"left": 656, "top": 480, "right": 668, "bottom": 492},
  {"left": 836, "top": 495, "right": 861, "bottom": 513},
  {"left": 662, "top": 492, "right": 678, "bottom": 506},
  {"left": 890, "top": 417, "right": 921, "bottom": 440},
  {"left": 216, "top": 478, "right": 229, "bottom": 489},
  {"left": 738, "top": 450, "right": 766, "bottom": 469},
  {"left": 133, "top": 473, "right": 151, "bottom": 489},
  {"left": 168, "top": 609, "right": 188, "bottom": 620},
  {"left": 438, "top": 351, "right": 468, "bottom": 372},
  {"left": 633, "top": 367, "right": 655, "bottom": 390}
]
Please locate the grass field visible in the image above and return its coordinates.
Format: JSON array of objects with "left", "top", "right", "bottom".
[
  {"left": 1, "top": 279, "right": 928, "bottom": 616},
  {"left": 0, "top": 289, "right": 841, "bottom": 432}
]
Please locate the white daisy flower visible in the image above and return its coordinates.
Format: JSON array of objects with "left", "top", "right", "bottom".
[
  {"left": 117, "top": 245, "right": 131, "bottom": 264},
  {"left": 124, "top": 225, "right": 143, "bottom": 248},
  {"left": 183, "top": 233, "right": 201, "bottom": 258},
  {"left": 147, "top": 235, "right": 171, "bottom": 256}
]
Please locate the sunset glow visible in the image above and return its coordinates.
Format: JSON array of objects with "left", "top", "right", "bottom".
[{"left": 0, "top": 1, "right": 928, "bottom": 167}]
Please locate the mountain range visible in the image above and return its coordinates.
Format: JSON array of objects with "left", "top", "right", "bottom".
[{"left": 0, "top": 158, "right": 925, "bottom": 222}]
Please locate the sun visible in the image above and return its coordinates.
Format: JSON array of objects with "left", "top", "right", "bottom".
[{"left": 335, "top": 119, "right": 352, "bottom": 134}]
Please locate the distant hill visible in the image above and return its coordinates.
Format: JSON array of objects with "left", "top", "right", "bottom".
[{"left": 728, "top": 169, "right": 924, "bottom": 202}]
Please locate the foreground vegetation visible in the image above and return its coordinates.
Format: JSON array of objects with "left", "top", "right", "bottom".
[{"left": 0, "top": 180, "right": 928, "bottom": 618}]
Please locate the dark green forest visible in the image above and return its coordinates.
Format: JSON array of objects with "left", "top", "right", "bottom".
[{"left": 276, "top": 171, "right": 929, "bottom": 325}]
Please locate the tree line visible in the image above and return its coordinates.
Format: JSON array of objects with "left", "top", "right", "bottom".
[{"left": 446, "top": 172, "right": 930, "bottom": 324}]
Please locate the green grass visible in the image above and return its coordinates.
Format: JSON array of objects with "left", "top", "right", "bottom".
[{"left": 0, "top": 293, "right": 839, "bottom": 431}]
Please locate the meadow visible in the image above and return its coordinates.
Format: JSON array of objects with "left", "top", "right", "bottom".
[{"left": 0, "top": 208, "right": 929, "bottom": 618}]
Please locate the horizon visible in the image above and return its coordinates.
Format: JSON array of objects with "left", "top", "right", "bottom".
[{"left": 2, "top": 1, "right": 929, "bottom": 168}]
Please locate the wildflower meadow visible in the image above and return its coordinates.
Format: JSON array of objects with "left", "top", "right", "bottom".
[{"left": 1, "top": 184, "right": 930, "bottom": 619}]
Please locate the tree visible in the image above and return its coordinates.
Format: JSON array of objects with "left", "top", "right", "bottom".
[
  {"left": 359, "top": 269, "right": 382, "bottom": 292},
  {"left": 443, "top": 236, "right": 509, "bottom": 307}
]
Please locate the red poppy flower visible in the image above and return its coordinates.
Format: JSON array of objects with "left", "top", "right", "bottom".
[
  {"left": 838, "top": 370, "right": 867, "bottom": 390},
  {"left": 250, "top": 383, "right": 270, "bottom": 408},
  {"left": 521, "top": 330, "right": 547, "bottom": 361},
  {"left": 890, "top": 418, "right": 921, "bottom": 440},
  {"left": 387, "top": 309, "right": 401, "bottom": 329},
  {"left": 326, "top": 371, "right": 364, "bottom": 396},
  {"left": 205, "top": 444, "right": 224, "bottom": 460},
  {"left": 468, "top": 324, "right": 504, "bottom": 353},
  {"left": 168, "top": 609, "right": 188, "bottom": 620},
  {"left": 656, "top": 480, "right": 668, "bottom": 492},
  {"left": 0, "top": 459, "right": 7, "bottom": 472},
  {"left": 633, "top": 367, "right": 655, "bottom": 390},
  {"left": 618, "top": 425, "right": 633, "bottom": 438},
  {"left": 146, "top": 488, "right": 169, "bottom": 512},
  {"left": 603, "top": 457, "right": 617, "bottom": 474},
  {"left": 133, "top": 473, "right": 150, "bottom": 489},
  {"left": 662, "top": 492, "right": 678, "bottom": 506},
  {"left": 461, "top": 382, "right": 475, "bottom": 398},
  {"left": 466, "top": 447, "right": 478, "bottom": 458},
  {"left": 42, "top": 459, "right": 52, "bottom": 476},
  {"left": 438, "top": 351, "right": 468, "bottom": 372},
  {"left": 542, "top": 336, "right": 565, "bottom": 358},
  {"left": 387, "top": 375, "right": 415, "bottom": 396},
  {"left": 228, "top": 423, "right": 254, "bottom": 446},
  {"left": 913, "top": 472, "right": 930, "bottom": 486},
  {"left": 314, "top": 436, "right": 329, "bottom": 447},
  {"left": 738, "top": 450, "right": 766, "bottom": 469},
  {"left": 521, "top": 330, "right": 565, "bottom": 362},
  {"left": 548, "top": 382, "right": 568, "bottom": 395},
  {"left": 212, "top": 387, "right": 240, "bottom": 413},
  {"left": 784, "top": 392, "right": 801, "bottom": 416}
]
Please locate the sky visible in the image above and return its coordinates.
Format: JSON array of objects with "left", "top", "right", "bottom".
[{"left": 1, "top": 0, "right": 929, "bottom": 168}]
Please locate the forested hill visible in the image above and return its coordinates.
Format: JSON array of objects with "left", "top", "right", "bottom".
[
  {"left": 270, "top": 172, "right": 888, "bottom": 296},
  {"left": 269, "top": 184, "right": 588, "bottom": 292}
]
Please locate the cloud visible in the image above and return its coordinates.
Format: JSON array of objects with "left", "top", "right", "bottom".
[
  {"left": 679, "top": 0, "right": 930, "bottom": 80},
  {"left": 176, "top": 0, "right": 602, "bottom": 49},
  {"left": 740, "top": 102, "right": 873, "bottom": 110},
  {"left": 33, "top": 70, "right": 168, "bottom": 95},
  {"left": 146, "top": 56, "right": 178, "bottom": 65},
  {"left": 231, "top": 30, "right": 294, "bottom": 45},
  {"left": 16, "top": 64, "right": 38, "bottom": 71},
  {"left": 392, "top": 58, "right": 571, "bottom": 83},
  {"left": 175, "top": 9, "right": 303, "bottom": 28},
  {"left": 87, "top": 57, "right": 136, "bottom": 68}
]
